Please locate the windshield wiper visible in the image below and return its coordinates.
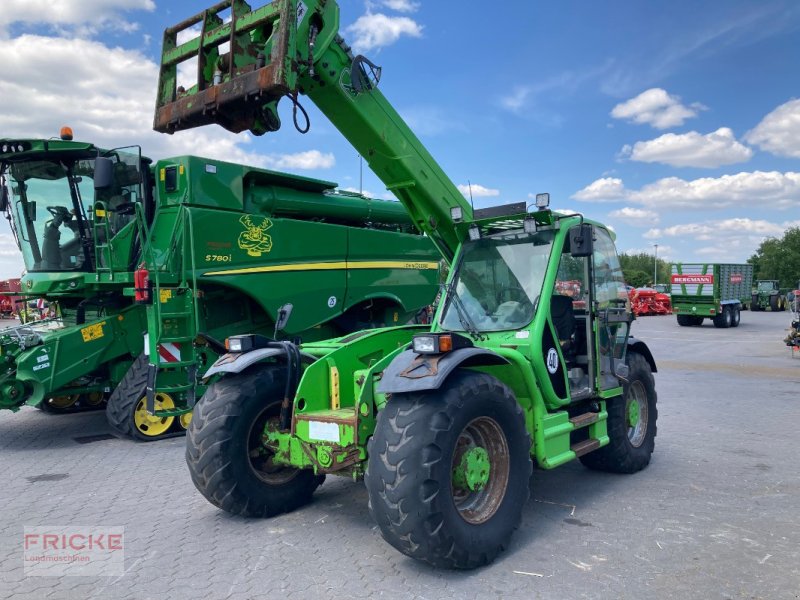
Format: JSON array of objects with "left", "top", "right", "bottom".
[{"left": 444, "top": 281, "right": 485, "bottom": 341}]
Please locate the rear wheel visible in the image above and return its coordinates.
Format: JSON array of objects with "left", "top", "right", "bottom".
[
  {"left": 770, "top": 295, "right": 779, "bottom": 311},
  {"left": 713, "top": 306, "right": 731, "bottom": 328},
  {"left": 107, "top": 354, "right": 182, "bottom": 441},
  {"left": 580, "top": 351, "right": 657, "bottom": 473},
  {"left": 186, "top": 364, "right": 324, "bottom": 517},
  {"left": 730, "top": 306, "right": 741, "bottom": 327},
  {"left": 751, "top": 295, "right": 760, "bottom": 311},
  {"left": 676, "top": 315, "right": 693, "bottom": 327},
  {"left": 365, "top": 370, "right": 532, "bottom": 569},
  {"left": 691, "top": 316, "right": 704, "bottom": 326}
]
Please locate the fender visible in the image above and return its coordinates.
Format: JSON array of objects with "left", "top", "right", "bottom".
[
  {"left": 628, "top": 337, "right": 657, "bottom": 373},
  {"left": 203, "top": 348, "right": 317, "bottom": 380},
  {"left": 378, "top": 347, "right": 508, "bottom": 394}
]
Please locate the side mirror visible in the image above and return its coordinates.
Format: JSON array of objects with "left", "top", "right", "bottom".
[
  {"left": 94, "top": 157, "right": 114, "bottom": 190},
  {"left": 275, "top": 303, "right": 293, "bottom": 333},
  {"left": 0, "top": 185, "right": 8, "bottom": 212},
  {"left": 570, "top": 224, "right": 593, "bottom": 257},
  {"left": 27, "top": 201, "right": 36, "bottom": 222}
]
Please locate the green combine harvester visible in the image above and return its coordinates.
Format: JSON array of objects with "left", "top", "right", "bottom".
[
  {"left": 159, "top": 0, "right": 660, "bottom": 569},
  {"left": 0, "top": 131, "right": 439, "bottom": 440}
]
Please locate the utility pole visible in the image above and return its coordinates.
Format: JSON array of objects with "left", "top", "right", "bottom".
[{"left": 653, "top": 243, "right": 659, "bottom": 286}]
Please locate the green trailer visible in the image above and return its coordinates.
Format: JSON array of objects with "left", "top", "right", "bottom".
[
  {"left": 671, "top": 263, "right": 754, "bottom": 328},
  {"left": 751, "top": 280, "right": 787, "bottom": 312},
  {"left": 159, "top": 0, "right": 660, "bottom": 570},
  {"left": 0, "top": 135, "right": 439, "bottom": 440}
]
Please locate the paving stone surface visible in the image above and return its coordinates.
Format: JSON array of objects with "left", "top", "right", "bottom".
[{"left": 0, "top": 311, "right": 798, "bottom": 599}]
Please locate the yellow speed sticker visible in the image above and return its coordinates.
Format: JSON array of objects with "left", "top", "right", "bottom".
[
  {"left": 160, "top": 289, "right": 173, "bottom": 303},
  {"left": 81, "top": 322, "right": 106, "bottom": 342}
]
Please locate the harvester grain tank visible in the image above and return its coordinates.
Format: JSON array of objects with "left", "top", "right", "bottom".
[
  {"left": 671, "top": 263, "right": 753, "bottom": 328},
  {"left": 160, "top": 0, "right": 660, "bottom": 570}
]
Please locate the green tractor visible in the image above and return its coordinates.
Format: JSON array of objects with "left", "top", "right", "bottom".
[
  {"left": 0, "top": 133, "right": 439, "bottom": 439},
  {"left": 751, "top": 280, "right": 787, "bottom": 312},
  {"left": 161, "top": 0, "right": 659, "bottom": 569}
]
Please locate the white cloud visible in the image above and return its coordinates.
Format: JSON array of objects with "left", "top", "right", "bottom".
[
  {"left": 631, "top": 171, "right": 800, "bottom": 209},
  {"left": 0, "top": 35, "right": 333, "bottom": 171},
  {"left": 609, "top": 207, "right": 660, "bottom": 226},
  {"left": 572, "top": 177, "right": 629, "bottom": 202},
  {"left": 575, "top": 172, "right": 800, "bottom": 210},
  {"left": 379, "top": 0, "right": 420, "bottom": 12},
  {"left": 457, "top": 184, "right": 499, "bottom": 198},
  {"left": 745, "top": 98, "right": 800, "bottom": 159},
  {"left": 266, "top": 150, "right": 335, "bottom": 170},
  {"left": 642, "top": 217, "right": 800, "bottom": 262},
  {"left": 345, "top": 13, "right": 422, "bottom": 53},
  {"left": 622, "top": 245, "right": 674, "bottom": 260},
  {"left": 500, "top": 87, "right": 531, "bottom": 112},
  {"left": 624, "top": 127, "right": 753, "bottom": 168},
  {"left": 645, "top": 218, "right": 800, "bottom": 240},
  {"left": 611, "top": 88, "right": 705, "bottom": 129},
  {"left": 0, "top": 0, "right": 155, "bottom": 36}
]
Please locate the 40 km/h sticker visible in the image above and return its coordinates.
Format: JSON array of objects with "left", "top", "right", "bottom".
[{"left": 81, "top": 322, "right": 106, "bottom": 342}]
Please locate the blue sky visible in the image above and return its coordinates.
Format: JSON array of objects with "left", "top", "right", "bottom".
[{"left": 0, "top": 0, "right": 798, "bottom": 277}]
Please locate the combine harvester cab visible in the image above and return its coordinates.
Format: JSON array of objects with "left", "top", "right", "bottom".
[
  {"left": 0, "top": 132, "right": 153, "bottom": 414},
  {"left": 671, "top": 263, "right": 753, "bottom": 329}
]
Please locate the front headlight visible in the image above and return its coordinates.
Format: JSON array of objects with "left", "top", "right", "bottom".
[{"left": 412, "top": 335, "right": 437, "bottom": 354}]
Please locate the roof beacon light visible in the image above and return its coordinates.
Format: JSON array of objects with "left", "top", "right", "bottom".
[
  {"left": 535, "top": 193, "right": 550, "bottom": 209},
  {"left": 60, "top": 126, "right": 74, "bottom": 141}
]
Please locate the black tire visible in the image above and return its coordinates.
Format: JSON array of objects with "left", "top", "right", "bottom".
[
  {"left": 186, "top": 364, "right": 324, "bottom": 518},
  {"left": 676, "top": 315, "right": 693, "bottom": 327},
  {"left": 691, "top": 316, "right": 704, "bottom": 326},
  {"left": 770, "top": 295, "right": 779, "bottom": 311},
  {"left": 713, "top": 306, "right": 730, "bottom": 328},
  {"left": 106, "top": 354, "right": 178, "bottom": 441},
  {"left": 365, "top": 370, "right": 532, "bottom": 569},
  {"left": 580, "top": 351, "right": 657, "bottom": 473},
  {"left": 751, "top": 295, "right": 760, "bottom": 311},
  {"left": 730, "top": 306, "right": 741, "bottom": 328}
]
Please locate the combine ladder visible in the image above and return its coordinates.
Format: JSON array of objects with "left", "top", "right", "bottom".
[{"left": 145, "top": 208, "right": 200, "bottom": 417}]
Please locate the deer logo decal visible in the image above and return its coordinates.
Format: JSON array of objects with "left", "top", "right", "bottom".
[{"left": 237, "top": 215, "right": 273, "bottom": 257}]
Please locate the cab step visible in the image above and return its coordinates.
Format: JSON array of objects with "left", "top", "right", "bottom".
[
  {"left": 571, "top": 438, "right": 600, "bottom": 457},
  {"left": 569, "top": 412, "right": 600, "bottom": 428}
]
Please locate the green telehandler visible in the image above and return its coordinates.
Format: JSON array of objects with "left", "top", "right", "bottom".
[
  {"left": 0, "top": 132, "right": 439, "bottom": 440},
  {"left": 162, "top": 0, "right": 659, "bottom": 569}
]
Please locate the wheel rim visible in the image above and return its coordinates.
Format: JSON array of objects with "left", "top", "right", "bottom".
[
  {"left": 626, "top": 381, "right": 649, "bottom": 447},
  {"left": 450, "top": 416, "right": 510, "bottom": 525},
  {"left": 47, "top": 394, "right": 80, "bottom": 409},
  {"left": 179, "top": 411, "right": 193, "bottom": 429},
  {"left": 133, "top": 393, "right": 176, "bottom": 437},
  {"left": 246, "top": 404, "right": 300, "bottom": 485}
]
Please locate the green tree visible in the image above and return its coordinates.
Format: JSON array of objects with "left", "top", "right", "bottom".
[
  {"left": 748, "top": 227, "right": 800, "bottom": 289},
  {"left": 618, "top": 252, "right": 671, "bottom": 288}
]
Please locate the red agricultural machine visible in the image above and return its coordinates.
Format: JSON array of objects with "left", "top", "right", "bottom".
[
  {"left": 0, "top": 278, "right": 22, "bottom": 319},
  {"left": 629, "top": 288, "right": 672, "bottom": 316}
]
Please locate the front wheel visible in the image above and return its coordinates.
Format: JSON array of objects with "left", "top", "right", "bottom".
[
  {"left": 186, "top": 364, "right": 324, "bottom": 517},
  {"left": 365, "top": 370, "right": 532, "bottom": 569},
  {"left": 580, "top": 351, "right": 657, "bottom": 473}
]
